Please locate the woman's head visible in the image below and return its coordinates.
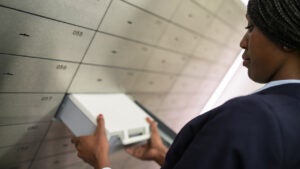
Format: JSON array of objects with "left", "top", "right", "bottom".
[
  {"left": 247, "top": 0, "right": 300, "bottom": 50},
  {"left": 240, "top": 0, "right": 300, "bottom": 83}
]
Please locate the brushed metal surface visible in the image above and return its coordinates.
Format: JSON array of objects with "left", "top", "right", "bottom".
[
  {"left": 193, "top": 0, "right": 224, "bottom": 13},
  {"left": 84, "top": 33, "right": 151, "bottom": 69},
  {"left": 155, "top": 108, "right": 189, "bottom": 133},
  {"left": 69, "top": 64, "right": 138, "bottom": 93},
  {"left": 130, "top": 93, "right": 165, "bottom": 113},
  {"left": 196, "top": 79, "right": 220, "bottom": 94},
  {"left": 31, "top": 152, "right": 81, "bottom": 169},
  {"left": 0, "top": 122, "right": 50, "bottom": 147},
  {"left": 85, "top": 32, "right": 188, "bottom": 74},
  {"left": 193, "top": 38, "right": 223, "bottom": 61},
  {"left": 0, "top": 161, "right": 31, "bottom": 169},
  {"left": 185, "top": 93, "right": 209, "bottom": 108},
  {"left": 0, "top": 93, "right": 64, "bottom": 125},
  {"left": 124, "top": 0, "right": 182, "bottom": 19},
  {"left": 0, "top": 0, "right": 111, "bottom": 29},
  {"left": 36, "top": 138, "right": 76, "bottom": 158},
  {"left": 63, "top": 162, "right": 93, "bottom": 169},
  {"left": 227, "top": 32, "right": 245, "bottom": 49},
  {"left": 143, "top": 49, "right": 188, "bottom": 74},
  {"left": 0, "top": 54, "right": 78, "bottom": 92},
  {"left": 132, "top": 72, "right": 176, "bottom": 92},
  {"left": 0, "top": 7, "right": 94, "bottom": 62},
  {"left": 170, "top": 76, "right": 202, "bottom": 93},
  {"left": 158, "top": 24, "right": 199, "bottom": 55},
  {"left": 216, "top": 0, "right": 246, "bottom": 29},
  {"left": 99, "top": 0, "right": 168, "bottom": 45},
  {"left": 205, "top": 18, "right": 233, "bottom": 44},
  {"left": 108, "top": 144, "right": 160, "bottom": 169},
  {"left": 206, "top": 63, "right": 230, "bottom": 80},
  {"left": 180, "top": 58, "right": 211, "bottom": 77},
  {"left": 45, "top": 121, "right": 73, "bottom": 140},
  {"left": 219, "top": 49, "right": 239, "bottom": 66},
  {"left": 0, "top": 143, "right": 39, "bottom": 167},
  {"left": 159, "top": 93, "right": 190, "bottom": 109},
  {"left": 171, "top": 0, "right": 214, "bottom": 35}
]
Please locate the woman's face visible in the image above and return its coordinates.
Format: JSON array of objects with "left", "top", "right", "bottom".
[{"left": 240, "top": 16, "right": 289, "bottom": 83}]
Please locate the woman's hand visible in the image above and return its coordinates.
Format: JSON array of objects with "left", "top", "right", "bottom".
[
  {"left": 71, "top": 114, "right": 110, "bottom": 169},
  {"left": 125, "top": 117, "right": 168, "bottom": 166}
]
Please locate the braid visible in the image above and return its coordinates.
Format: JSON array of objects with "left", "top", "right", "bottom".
[{"left": 247, "top": 0, "right": 300, "bottom": 50}]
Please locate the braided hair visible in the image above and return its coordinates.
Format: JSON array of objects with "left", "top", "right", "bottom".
[{"left": 247, "top": 0, "right": 300, "bottom": 50}]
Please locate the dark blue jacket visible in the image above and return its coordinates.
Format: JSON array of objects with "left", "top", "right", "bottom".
[{"left": 162, "top": 84, "right": 300, "bottom": 169}]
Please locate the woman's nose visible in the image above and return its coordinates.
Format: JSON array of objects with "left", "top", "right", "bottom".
[{"left": 240, "top": 33, "right": 248, "bottom": 49}]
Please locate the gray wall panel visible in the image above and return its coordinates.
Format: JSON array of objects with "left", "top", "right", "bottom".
[
  {"left": 0, "top": 8, "right": 94, "bottom": 62},
  {"left": 99, "top": 0, "right": 168, "bottom": 45},
  {"left": 0, "top": 54, "right": 78, "bottom": 92},
  {"left": 131, "top": 93, "right": 165, "bottom": 113},
  {"left": 84, "top": 33, "right": 151, "bottom": 69},
  {"left": 132, "top": 73, "right": 176, "bottom": 93},
  {"left": 171, "top": 0, "right": 214, "bottom": 34},
  {"left": 0, "top": 122, "right": 50, "bottom": 147},
  {"left": 0, "top": 161, "right": 31, "bottom": 169},
  {"left": 158, "top": 24, "right": 199, "bottom": 54},
  {"left": 63, "top": 162, "right": 93, "bottom": 169},
  {"left": 143, "top": 49, "right": 188, "bottom": 74},
  {"left": 0, "top": 0, "right": 111, "bottom": 29},
  {"left": 0, "top": 94, "right": 64, "bottom": 125},
  {"left": 69, "top": 65, "right": 138, "bottom": 93},
  {"left": 36, "top": 138, "right": 76, "bottom": 159},
  {"left": 31, "top": 152, "right": 81, "bottom": 169},
  {"left": 45, "top": 121, "right": 73, "bottom": 140},
  {"left": 193, "top": 0, "right": 224, "bottom": 12},
  {"left": 123, "top": 0, "right": 182, "bottom": 19},
  {"left": 0, "top": 144, "right": 39, "bottom": 167}
]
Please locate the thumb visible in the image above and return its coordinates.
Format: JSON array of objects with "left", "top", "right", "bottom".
[
  {"left": 95, "top": 114, "right": 106, "bottom": 137},
  {"left": 146, "top": 117, "right": 159, "bottom": 134}
]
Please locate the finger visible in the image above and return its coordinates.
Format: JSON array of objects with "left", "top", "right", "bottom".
[
  {"left": 71, "top": 137, "right": 76, "bottom": 143},
  {"left": 71, "top": 137, "right": 79, "bottom": 144},
  {"left": 146, "top": 117, "right": 154, "bottom": 124},
  {"left": 95, "top": 114, "right": 106, "bottom": 136},
  {"left": 125, "top": 146, "right": 141, "bottom": 156},
  {"left": 135, "top": 146, "right": 143, "bottom": 157},
  {"left": 142, "top": 143, "right": 149, "bottom": 148},
  {"left": 127, "top": 146, "right": 145, "bottom": 157},
  {"left": 75, "top": 142, "right": 81, "bottom": 150},
  {"left": 146, "top": 117, "right": 159, "bottom": 134}
]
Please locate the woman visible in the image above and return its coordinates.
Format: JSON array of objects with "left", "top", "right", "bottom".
[{"left": 71, "top": 0, "right": 300, "bottom": 168}]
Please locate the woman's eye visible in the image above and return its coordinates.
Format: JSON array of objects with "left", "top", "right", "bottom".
[{"left": 245, "top": 24, "right": 254, "bottom": 31}]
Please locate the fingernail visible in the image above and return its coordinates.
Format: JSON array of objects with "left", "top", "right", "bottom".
[{"left": 98, "top": 114, "right": 103, "bottom": 119}]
